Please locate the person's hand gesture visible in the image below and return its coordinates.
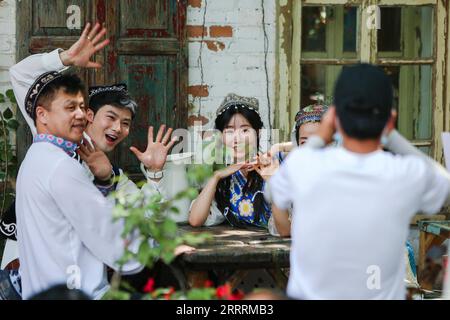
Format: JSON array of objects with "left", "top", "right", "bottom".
[
  {"left": 59, "top": 22, "right": 110, "bottom": 68},
  {"left": 214, "top": 163, "right": 250, "bottom": 180},
  {"left": 252, "top": 152, "right": 280, "bottom": 181},
  {"left": 78, "top": 140, "right": 113, "bottom": 181},
  {"left": 130, "top": 125, "right": 178, "bottom": 171}
]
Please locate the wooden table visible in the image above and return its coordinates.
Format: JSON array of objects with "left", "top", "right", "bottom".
[
  {"left": 172, "top": 225, "right": 291, "bottom": 291},
  {"left": 418, "top": 220, "right": 450, "bottom": 278}
]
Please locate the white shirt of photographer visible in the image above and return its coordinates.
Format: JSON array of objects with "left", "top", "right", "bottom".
[{"left": 269, "top": 144, "right": 449, "bottom": 300}]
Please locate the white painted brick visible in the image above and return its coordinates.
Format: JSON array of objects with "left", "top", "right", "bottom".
[
  {"left": 0, "top": 69, "right": 11, "bottom": 82},
  {"left": 0, "top": 0, "right": 16, "bottom": 100},
  {"left": 235, "top": 0, "right": 261, "bottom": 10},
  {"left": 185, "top": 0, "right": 276, "bottom": 128},
  {"left": 0, "top": 54, "right": 15, "bottom": 67},
  {"left": 187, "top": 8, "right": 204, "bottom": 25},
  {"left": 0, "top": 35, "right": 15, "bottom": 54},
  {"left": 227, "top": 38, "right": 264, "bottom": 53},
  {"left": 223, "top": 13, "right": 239, "bottom": 25},
  {"left": 0, "top": 8, "right": 14, "bottom": 21},
  {"left": 207, "top": 0, "right": 239, "bottom": 12},
  {"left": 0, "top": 0, "right": 15, "bottom": 19},
  {"left": 235, "top": 9, "right": 264, "bottom": 26},
  {"left": 203, "top": 54, "right": 237, "bottom": 68},
  {"left": 235, "top": 25, "right": 264, "bottom": 39},
  {"left": 236, "top": 54, "right": 264, "bottom": 69},
  {"left": 204, "top": 13, "right": 228, "bottom": 25},
  {"left": 188, "top": 66, "right": 203, "bottom": 85},
  {"left": 0, "top": 20, "right": 15, "bottom": 36},
  {"left": 188, "top": 42, "right": 202, "bottom": 67},
  {"left": 212, "top": 84, "right": 266, "bottom": 99}
]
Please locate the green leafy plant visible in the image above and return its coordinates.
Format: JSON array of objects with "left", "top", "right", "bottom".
[
  {"left": 0, "top": 89, "right": 18, "bottom": 218},
  {"left": 103, "top": 164, "right": 216, "bottom": 300}
]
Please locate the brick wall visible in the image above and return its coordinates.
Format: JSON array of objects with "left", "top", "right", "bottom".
[
  {"left": 186, "top": 0, "right": 276, "bottom": 140},
  {"left": 0, "top": 0, "right": 276, "bottom": 135},
  {"left": 0, "top": 0, "right": 16, "bottom": 100}
]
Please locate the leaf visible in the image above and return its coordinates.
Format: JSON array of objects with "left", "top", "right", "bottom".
[
  {"left": 5, "top": 89, "right": 16, "bottom": 104},
  {"left": 2, "top": 108, "right": 13, "bottom": 120},
  {"left": 7, "top": 119, "right": 19, "bottom": 130},
  {"left": 186, "top": 288, "right": 216, "bottom": 300},
  {"left": 162, "top": 219, "right": 177, "bottom": 236},
  {"left": 170, "top": 206, "right": 180, "bottom": 214},
  {"left": 102, "top": 290, "right": 131, "bottom": 300},
  {"left": 0, "top": 93, "right": 5, "bottom": 103},
  {"left": 160, "top": 250, "right": 175, "bottom": 264},
  {"left": 137, "top": 241, "right": 151, "bottom": 264}
]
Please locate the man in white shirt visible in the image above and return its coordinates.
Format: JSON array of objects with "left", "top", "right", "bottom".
[
  {"left": 9, "top": 23, "right": 177, "bottom": 203},
  {"left": 10, "top": 23, "right": 146, "bottom": 299},
  {"left": 7, "top": 22, "right": 194, "bottom": 298},
  {"left": 268, "top": 63, "right": 450, "bottom": 299}
]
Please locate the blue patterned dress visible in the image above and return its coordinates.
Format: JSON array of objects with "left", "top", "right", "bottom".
[{"left": 225, "top": 170, "right": 272, "bottom": 228}]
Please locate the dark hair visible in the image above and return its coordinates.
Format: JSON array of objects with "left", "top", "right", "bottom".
[
  {"left": 89, "top": 91, "right": 137, "bottom": 119},
  {"left": 333, "top": 63, "right": 393, "bottom": 139},
  {"left": 35, "top": 74, "right": 85, "bottom": 120},
  {"left": 214, "top": 106, "right": 267, "bottom": 226},
  {"left": 29, "top": 284, "right": 91, "bottom": 300}
]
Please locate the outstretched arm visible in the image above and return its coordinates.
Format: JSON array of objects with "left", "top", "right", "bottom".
[
  {"left": 384, "top": 130, "right": 450, "bottom": 207},
  {"left": 9, "top": 22, "right": 110, "bottom": 135},
  {"left": 189, "top": 163, "right": 250, "bottom": 227}
]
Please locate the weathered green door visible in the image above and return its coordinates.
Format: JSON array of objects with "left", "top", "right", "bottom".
[
  {"left": 16, "top": 0, "right": 188, "bottom": 179},
  {"left": 16, "top": 0, "right": 93, "bottom": 164},
  {"left": 102, "top": 0, "right": 188, "bottom": 179}
]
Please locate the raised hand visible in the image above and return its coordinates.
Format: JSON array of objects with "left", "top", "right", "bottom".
[
  {"left": 78, "top": 139, "right": 113, "bottom": 181},
  {"left": 130, "top": 125, "right": 178, "bottom": 172},
  {"left": 59, "top": 22, "right": 110, "bottom": 68},
  {"left": 252, "top": 152, "right": 280, "bottom": 181}
]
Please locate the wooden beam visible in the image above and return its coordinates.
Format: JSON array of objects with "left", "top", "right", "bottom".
[
  {"left": 290, "top": 0, "right": 302, "bottom": 129},
  {"left": 410, "top": 214, "right": 445, "bottom": 225},
  {"left": 378, "top": 0, "right": 436, "bottom": 5},
  {"left": 301, "top": 58, "right": 360, "bottom": 65},
  {"left": 434, "top": 0, "right": 446, "bottom": 162},
  {"left": 275, "top": 0, "right": 293, "bottom": 141},
  {"left": 377, "top": 59, "right": 434, "bottom": 65},
  {"left": 228, "top": 270, "right": 250, "bottom": 291},
  {"left": 304, "top": 0, "right": 362, "bottom": 4},
  {"left": 267, "top": 268, "right": 289, "bottom": 289}
]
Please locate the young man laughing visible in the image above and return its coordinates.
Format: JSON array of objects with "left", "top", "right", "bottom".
[{"left": 8, "top": 23, "right": 146, "bottom": 299}]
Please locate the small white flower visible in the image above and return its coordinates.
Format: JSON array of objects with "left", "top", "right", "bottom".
[{"left": 238, "top": 199, "right": 254, "bottom": 217}]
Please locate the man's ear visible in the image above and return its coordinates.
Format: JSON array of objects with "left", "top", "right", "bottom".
[
  {"left": 384, "top": 109, "right": 397, "bottom": 134},
  {"left": 35, "top": 106, "right": 48, "bottom": 125},
  {"left": 86, "top": 108, "right": 95, "bottom": 123}
]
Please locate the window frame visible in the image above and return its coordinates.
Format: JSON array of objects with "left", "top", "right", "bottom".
[{"left": 276, "top": 0, "right": 447, "bottom": 161}]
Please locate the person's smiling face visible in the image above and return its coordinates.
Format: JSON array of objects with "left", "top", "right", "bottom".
[
  {"left": 222, "top": 113, "right": 258, "bottom": 162},
  {"left": 36, "top": 90, "right": 87, "bottom": 143},
  {"left": 298, "top": 122, "right": 320, "bottom": 145},
  {"left": 85, "top": 105, "right": 132, "bottom": 152}
]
